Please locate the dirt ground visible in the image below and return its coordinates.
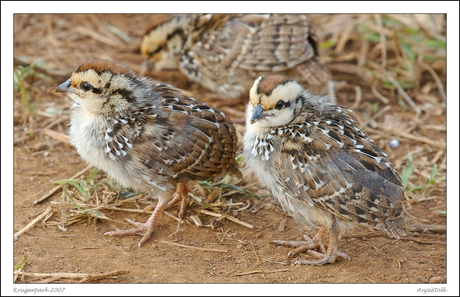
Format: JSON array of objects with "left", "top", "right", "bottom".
[{"left": 11, "top": 13, "right": 451, "bottom": 292}]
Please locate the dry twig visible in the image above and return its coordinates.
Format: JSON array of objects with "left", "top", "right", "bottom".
[
  {"left": 399, "top": 237, "right": 445, "bottom": 245},
  {"left": 367, "top": 127, "right": 446, "bottom": 150},
  {"left": 14, "top": 270, "right": 129, "bottom": 283},
  {"left": 408, "top": 224, "right": 446, "bottom": 234},
  {"left": 14, "top": 207, "right": 53, "bottom": 241},
  {"left": 374, "top": 14, "right": 387, "bottom": 70},
  {"left": 234, "top": 269, "right": 289, "bottom": 276},
  {"left": 75, "top": 26, "right": 122, "bottom": 48},
  {"left": 200, "top": 209, "right": 254, "bottom": 229},
  {"left": 386, "top": 74, "right": 421, "bottom": 114},
  {"left": 418, "top": 62, "right": 446, "bottom": 102},
  {"left": 102, "top": 206, "right": 183, "bottom": 223},
  {"left": 41, "top": 129, "right": 70, "bottom": 144}
]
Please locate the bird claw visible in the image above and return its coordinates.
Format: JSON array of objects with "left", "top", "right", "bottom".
[
  {"left": 273, "top": 226, "right": 349, "bottom": 266},
  {"left": 294, "top": 250, "right": 350, "bottom": 266},
  {"left": 104, "top": 218, "right": 155, "bottom": 247},
  {"left": 273, "top": 231, "right": 327, "bottom": 257}
]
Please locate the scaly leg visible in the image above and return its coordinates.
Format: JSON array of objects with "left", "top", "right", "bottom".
[
  {"left": 104, "top": 199, "right": 168, "bottom": 247},
  {"left": 104, "top": 184, "right": 191, "bottom": 247},
  {"left": 295, "top": 230, "right": 350, "bottom": 265},
  {"left": 273, "top": 221, "right": 350, "bottom": 266},
  {"left": 273, "top": 227, "right": 328, "bottom": 255},
  {"left": 143, "top": 184, "right": 190, "bottom": 219}
]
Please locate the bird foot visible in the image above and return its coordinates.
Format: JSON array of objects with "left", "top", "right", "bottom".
[
  {"left": 104, "top": 218, "right": 155, "bottom": 247},
  {"left": 294, "top": 249, "right": 350, "bottom": 266},
  {"left": 104, "top": 200, "right": 168, "bottom": 247},
  {"left": 273, "top": 227, "right": 350, "bottom": 266},
  {"left": 272, "top": 233, "right": 327, "bottom": 256},
  {"left": 273, "top": 227, "right": 328, "bottom": 257}
]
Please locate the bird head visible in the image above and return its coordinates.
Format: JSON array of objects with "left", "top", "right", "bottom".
[
  {"left": 246, "top": 75, "right": 307, "bottom": 129},
  {"left": 140, "top": 15, "right": 194, "bottom": 71},
  {"left": 56, "top": 60, "right": 140, "bottom": 116}
]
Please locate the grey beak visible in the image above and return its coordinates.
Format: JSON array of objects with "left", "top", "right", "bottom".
[
  {"left": 250, "top": 103, "right": 264, "bottom": 124},
  {"left": 57, "top": 79, "right": 71, "bottom": 92}
]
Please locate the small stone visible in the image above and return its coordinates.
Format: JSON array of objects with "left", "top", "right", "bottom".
[
  {"left": 389, "top": 139, "right": 400, "bottom": 148},
  {"left": 429, "top": 276, "right": 445, "bottom": 283},
  {"left": 419, "top": 277, "right": 429, "bottom": 283}
]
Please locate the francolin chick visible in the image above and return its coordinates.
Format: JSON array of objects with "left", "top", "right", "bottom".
[
  {"left": 141, "top": 14, "right": 330, "bottom": 99},
  {"left": 243, "top": 75, "right": 406, "bottom": 265},
  {"left": 56, "top": 60, "right": 242, "bottom": 247}
]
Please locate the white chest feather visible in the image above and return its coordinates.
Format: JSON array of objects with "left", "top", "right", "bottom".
[{"left": 69, "top": 107, "right": 145, "bottom": 191}]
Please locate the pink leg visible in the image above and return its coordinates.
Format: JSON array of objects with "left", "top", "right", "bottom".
[
  {"left": 104, "top": 200, "right": 168, "bottom": 247},
  {"left": 176, "top": 184, "right": 189, "bottom": 219},
  {"left": 143, "top": 184, "right": 189, "bottom": 219},
  {"left": 273, "top": 227, "right": 328, "bottom": 256},
  {"left": 273, "top": 222, "right": 350, "bottom": 266},
  {"left": 295, "top": 230, "right": 350, "bottom": 266}
]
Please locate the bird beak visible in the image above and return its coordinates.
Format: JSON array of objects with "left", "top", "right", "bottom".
[
  {"left": 56, "top": 79, "right": 71, "bottom": 92},
  {"left": 250, "top": 103, "right": 265, "bottom": 124}
]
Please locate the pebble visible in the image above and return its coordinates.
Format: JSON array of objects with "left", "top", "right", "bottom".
[
  {"left": 429, "top": 276, "right": 445, "bottom": 283},
  {"left": 389, "top": 139, "right": 400, "bottom": 148},
  {"left": 419, "top": 277, "right": 429, "bottom": 283}
]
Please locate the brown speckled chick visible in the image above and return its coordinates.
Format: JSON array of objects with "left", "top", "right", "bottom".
[
  {"left": 243, "top": 75, "right": 406, "bottom": 265},
  {"left": 141, "top": 14, "right": 330, "bottom": 99},
  {"left": 56, "top": 60, "right": 242, "bottom": 247}
]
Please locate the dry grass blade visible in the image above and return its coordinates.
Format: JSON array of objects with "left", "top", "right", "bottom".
[
  {"left": 41, "top": 129, "right": 70, "bottom": 144},
  {"left": 350, "top": 86, "right": 362, "bottom": 110},
  {"left": 371, "top": 84, "right": 390, "bottom": 104},
  {"left": 327, "top": 63, "right": 373, "bottom": 83},
  {"left": 200, "top": 209, "right": 254, "bottom": 229},
  {"left": 75, "top": 26, "right": 122, "bottom": 48},
  {"left": 14, "top": 270, "right": 129, "bottom": 283},
  {"left": 399, "top": 237, "right": 445, "bottom": 245},
  {"left": 362, "top": 105, "right": 391, "bottom": 127},
  {"left": 408, "top": 224, "right": 446, "bottom": 233},
  {"left": 103, "top": 206, "right": 182, "bottom": 223},
  {"left": 367, "top": 126, "right": 446, "bottom": 150},
  {"left": 374, "top": 14, "right": 387, "bottom": 69},
  {"left": 33, "top": 164, "right": 93, "bottom": 205},
  {"left": 418, "top": 62, "right": 446, "bottom": 102},
  {"left": 234, "top": 269, "right": 289, "bottom": 276},
  {"left": 386, "top": 75, "right": 421, "bottom": 114},
  {"left": 14, "top": 207, "right": 53, "bottom": 241}
]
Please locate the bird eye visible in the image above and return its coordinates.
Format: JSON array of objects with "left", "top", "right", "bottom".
[
  {"left": 80, "top": 82, "right": 94, "bottom": 92},
  {"left": 275, "top": 100, "right": 287, "bottom": 110}
]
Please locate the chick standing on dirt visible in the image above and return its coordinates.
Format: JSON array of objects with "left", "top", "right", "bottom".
[
  {"left": 243, "top": 75, "right": 407, "bottom": 265},
  {"left": 56, "top": 60, "right": 242, "bottom": 247}
]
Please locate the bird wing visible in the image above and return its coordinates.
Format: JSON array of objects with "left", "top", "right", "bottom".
[
  {"left": 123, "top": 91, "right": 240, "bottom": 182},
  {"left": 277, "top": 106, "right": 404, "bottom": 226}
]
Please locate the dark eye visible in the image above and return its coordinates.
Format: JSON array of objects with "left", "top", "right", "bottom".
[
  {"left": 275, "top": 100, "right": 288, "bottom": 110},
  {"left": 80, "top": 82, "right": 93, "bottom": 92}
]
